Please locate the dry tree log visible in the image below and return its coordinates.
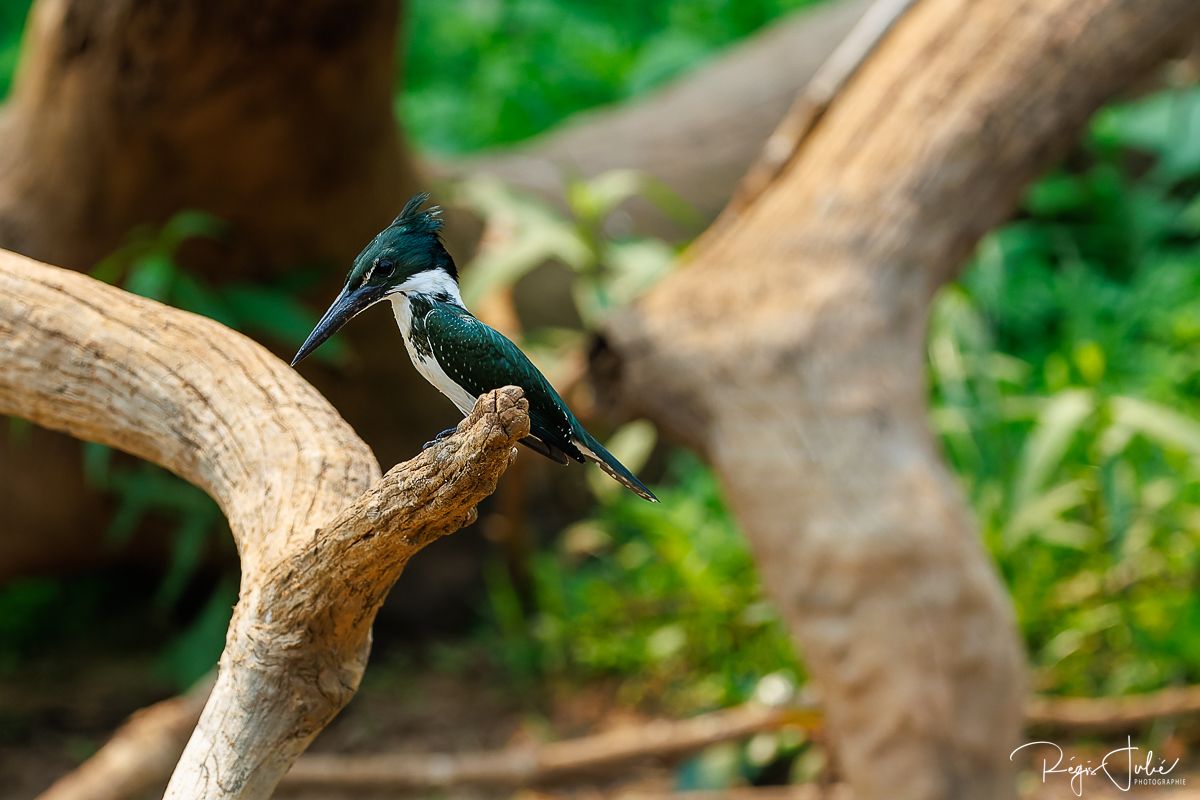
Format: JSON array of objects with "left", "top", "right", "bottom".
[
  {"left": 0, "top": 0, "right": 415, "bottom": 275},
  {"left": 1025, "top": 685, "right": 1200, "bottom": 734},
  {"left": 726, "top": 0, "right": 916, "bottom": 215},
  {"left": 589, "top": 1, "right": 1200, "bottom": 799},
  {"left": 279, "top": 703, "right": 820, "bottom": 792},
  {"left": 0, "top": 248, "right": 530, "bottom": 799},
  {"left": 38, "top": 675, "right": 216, "bottom": 800}
]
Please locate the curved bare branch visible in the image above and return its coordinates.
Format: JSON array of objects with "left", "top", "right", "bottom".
[{"left": 0, "top": 250, "right": 529, "bottom": 799}]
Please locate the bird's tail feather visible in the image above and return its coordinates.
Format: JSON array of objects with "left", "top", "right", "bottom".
[{"left": 571, "top": 433, "right": 658, "bottom": 503}]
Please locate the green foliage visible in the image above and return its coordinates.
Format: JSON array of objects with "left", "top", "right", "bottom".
[
  {"left": 403, "top": 0, "right": 824, "bottom": 152},
  {"left": 0, "top": 578, "right": 64, "bottom": 670},
  {"left": 930, "top": 85, "right": 1200, "bottom": 697},
  {"left": 156, "top": 577, "right": 236, "bottom": 689},
  {"left": 83, "top": 445, "right": 228, "bottom": 613},
  {"left": 0, "top": 573, "right": 176, "bottom": 680},
  {"left": 482, "top": 452, "right": 800, "bottom": 710},
  {"left": 457, "top": 171, "right": 690, "bottom": 326},
  {"left": 0, "top": 0, "right": 30, "bottom": 98},
  {"left": 93, "top": 212, "right": 344, "bottom": 362}
]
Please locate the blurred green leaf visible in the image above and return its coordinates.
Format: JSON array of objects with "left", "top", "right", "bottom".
[
  {"left": 152, "top": 515, "right": 211, "bottom": 612},
  {"left": 157, "top": 578, "right": 236, "bottom": 690},
  {"left": 1110, "top": 396, "right": 1200, "bottom": 457},
  {"left": 1012, "top": 389, "right": 1094, "bottom": 510},
  {"left": 456, "top": 177, "right": 591, "bottom": 305},
  {"left": 1092, "top": 87, "right": 1200, "bottom": 182},
  {"left": 5, "top": 415, "right": 32, "bottom": 446},
  {"left": 126, "top": 251, "right": 176, "bottom": 301},
  {"left": 222, "top": 284, "right": 346, "bottom": 360},
  {"left": 402, "top": 0, "right": 824, "bottom": 153}
]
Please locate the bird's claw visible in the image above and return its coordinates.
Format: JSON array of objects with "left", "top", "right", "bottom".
[{"left": 421, "top": 427, "right": 458, "bottom": 450}]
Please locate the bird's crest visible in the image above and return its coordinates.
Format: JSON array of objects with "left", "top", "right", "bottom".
[{"left": 389, "top": 192, "right": 444, "bottom": 236}]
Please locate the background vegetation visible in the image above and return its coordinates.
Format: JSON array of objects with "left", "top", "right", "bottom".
[{"left": 2, "top": 0, "right": 1199, "bottom": 789}]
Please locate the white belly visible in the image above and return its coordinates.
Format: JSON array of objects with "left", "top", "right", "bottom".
[
  {"left": 411, "top": 346, "right": 478, "bottom": 416},
  {"left": 390, "top": 294, "right": 478, "bottom": 415}
]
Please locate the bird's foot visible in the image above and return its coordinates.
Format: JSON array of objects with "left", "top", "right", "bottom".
[{"left": 421, "top": 427, "right": 458, "bottom": 450}]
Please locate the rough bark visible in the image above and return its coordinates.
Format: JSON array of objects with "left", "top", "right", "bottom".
[
  {"left": 590, "top": 1, "right": 1200, "bottom": 799},
  {"left": 0, "top": 0, "right": 414, "bottom": 274},
  {"left": 0, "top": 248, "right": 529, "bottom": 799}
]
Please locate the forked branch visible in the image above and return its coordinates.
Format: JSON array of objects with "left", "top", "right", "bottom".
[{"left": 0, "top": 249, "right": 529, "bottom": 799}]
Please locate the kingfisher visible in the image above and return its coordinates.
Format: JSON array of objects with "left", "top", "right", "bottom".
[{"left": 291, "top": 193, "right": 657, "bottom": 502}]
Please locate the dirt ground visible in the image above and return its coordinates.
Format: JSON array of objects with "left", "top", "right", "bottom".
[{"left": 3, "top": 645, "right": 1198, "bottom": 800}]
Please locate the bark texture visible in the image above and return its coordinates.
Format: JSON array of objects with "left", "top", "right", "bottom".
[
  {"left": 0, "top": 0, "right": 413, "bottom": 274},
  {"left": 0, "top": 248, "right": 529, "bottom": 799},
  {"left": 591, "top": 1, "right": 1200, "bottom": 798}
]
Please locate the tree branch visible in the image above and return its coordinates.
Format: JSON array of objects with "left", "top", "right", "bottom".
[
  {"left": 280, "top": 704, "right": 818, "bottom": 791},
  {"left": 723, "top": 0, "right": 917, "bottom": 217},
  {"left": 1026, "top": 685, "right": 1200, "bottom": 733},
  {"left": 37, "top": 676, "right": 216, "bottom": 800},
  {"left": 0, "top": 248, "right": 529, "bottom": 799}
]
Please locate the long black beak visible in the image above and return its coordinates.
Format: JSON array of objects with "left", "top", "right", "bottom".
[{"left": 291, "top": 283, "right": 382, "bottom": 367}]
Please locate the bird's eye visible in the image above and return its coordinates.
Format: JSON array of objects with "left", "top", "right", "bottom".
[{"left": 374, "top": 257, "right": 396, "bottom": 279}]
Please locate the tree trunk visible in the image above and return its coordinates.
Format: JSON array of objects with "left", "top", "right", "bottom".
[
  {"left": 1, "top": 248, "right": 528, "bottom": 799},
  {"left": 0, "top": 0, "right": 413, "bottom": 274},
  {"left": 590, "top": 1, "right": 1200, "bottom": 798}
]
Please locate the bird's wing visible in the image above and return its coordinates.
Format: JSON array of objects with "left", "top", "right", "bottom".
[{"left": 422, "top": 303, "right": 582, "bottom": 463}]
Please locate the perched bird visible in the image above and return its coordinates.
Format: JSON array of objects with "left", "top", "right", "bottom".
[{"left": 291, "top": 193, "right": 658, "bottom": 502}]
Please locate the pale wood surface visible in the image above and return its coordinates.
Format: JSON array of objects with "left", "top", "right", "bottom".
[{"left": 1, "top": 249, "right": 529, "bottom": 799}]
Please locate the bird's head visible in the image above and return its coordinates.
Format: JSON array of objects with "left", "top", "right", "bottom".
[{"left": 291, "top": 192, "right": 457, "bottom": 366}]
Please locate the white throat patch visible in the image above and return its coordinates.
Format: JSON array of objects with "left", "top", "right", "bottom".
[{"left": 393, "top": 268, "right": 464, "bottom": 305}]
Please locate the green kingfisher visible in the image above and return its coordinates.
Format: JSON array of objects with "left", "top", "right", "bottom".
[{"left": 291, "top": 193, "right": 658, "bottom": 502}]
